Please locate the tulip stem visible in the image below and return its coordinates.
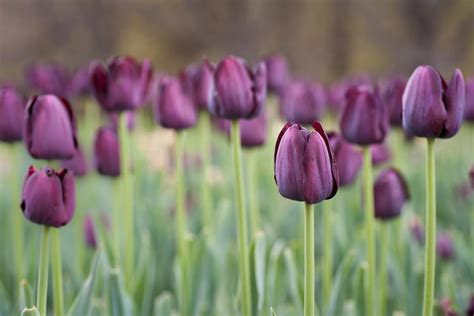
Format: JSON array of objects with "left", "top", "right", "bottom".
[
  {"left": 362, "top": 146, "right": 375, "bottom": 316},
  {"left": 304, "top": 202, "right": 315, "bottom": 316},
  {"left": 422, "top": 138, "right": 436, "bottom": 316},
  {"left": 378, "top": 223, "right": 388, "bottom": 316},
  {"left": 51, "top": 228, "right": 64, "bottom": 316},
  {"left": 230, "top": 120, "right": 252, "bottom": 316},
  {"left": 175, "top": 131, "right": 190, "bottom": 315},
  {"left": 199, "top": 112, "right": 213, "bottom": 233},
  {"left": 118, "top": 111, "right": 134, "bottom": 288},
  {"left": 37, "top": 226, "right": 50, "bottom": 316},
  {"left": 322, "top": 200, "right": 332, "bottom": 314},
  {"left": 247, "top": 150, "right": 261, "bottom": 235}
]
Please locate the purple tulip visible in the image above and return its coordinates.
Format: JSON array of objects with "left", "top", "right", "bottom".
[
  {"left": 0, "top": 85, "right": 25, "bottom": 142},
  {"left": 279, "top": 80, "right": 326, "bottom": 125},
  {"left": 373, "top": 168, "right": 409, "bottom": 220},
  {"left": 24, "top": 95, "right": 77, "bottom": 160},
  {"left": 470, "top": 165, "right": 474, "bottom": 189},
  {"left": 340, "top": 84, "right": 389, "bottom": 145},
  {"left": 180, "top": 63, "right": 214, "bottom": 110},
  {"left": 25, "top": 63, "right": 70, "bottom": 97},
  {"left": 89, "top": 56, "right": 153, "bottom": 112},
  {"left": 381, "top": 76, "right": 406, "bottom": 126},
  {"left": 240, "top": 111, "right": 267, "bottom": 148},
  {"left": 264, "top": 54, "right": 290, "bottom": 94},
  {"left": 21, "top": 166, "right": 75, "bottom": 227},
  {"left": 274, "top": 121, "right": 338, "bottom": 204},
  {"left": 437, "top": 233, "right": 455, "bottom": 260},
  {"left": 370, "top": 143, "right": 391, "bottom": 166},
  {"left": 154, "top": 76, "right": 197, "bottom": 130},
  {"left": 409, "top": 216, "right": 424, "bottom": 245},
  {"left": 465, "top": 78, "right": 474, "bottom": 122},
  {"left": 328, "top": 81, "right": 348, "bottom": 113},
  {"left": 439, "top": 297, "right": 459, "bottom": 316},
  {"left": 60, "top": 146, "right": 88, "bottom": 177},
  {"left": 68, "top": 67, "right": 90, "bottom": 97},
  {"left": 327, "top": 132, "right": 362, "bottom": 187},
  {"left": 465, "top": 295, "right": 474, "bottom": 316},
  {"left": 83, "top": 215, "right": 97, "bottom": 248},
  {"left": 403, "top": 66, "right": 465, "bottom": 138},
  {"left": 94, "top": 126, "right": 120, "bottom": 177},
  {"left": 206, "top": 56, "right": 266, "bottom": 119}
]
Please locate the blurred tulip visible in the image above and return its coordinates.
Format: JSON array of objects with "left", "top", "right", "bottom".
[
  {"left": 264, "top": 54, "right": 290, "bottom": 94},
  {"left": 327, "top": 132, "right": 362, "bottom": 186},
  {"left": 373, "top": 168, "right": 409, "bottom": 220},
  {"left": 68, "top": 67, "right": 90, "bottom": 97},
  {"left": 455, "top": 182, "right": 472, "bottom": 201},
  {"left": 279, "top": 80, "right": 326, "bottom": 125},
  {"left": 328, "top": 81, "right": 347, "bottom": 113},
  {"left": 60, "top": 146, "right": 88, "bottom": 177},
  {"left": 403, "top": 66, "right": 465, "bottom": 138},
  {"left": 21, "top": 166, "right": 75, "bottom": 227},
  {"left": 465, "top": 78, "right": 474, "bottom": 121},
  {"left": 340, "top": 85, "right": 389, "bottom": 145},
  {"left": 465, "top": 295, "right": 474, "bottom": 316},
  {"left": 437, "top": 233, "right": 455, "bottom": 260},
  {"left": 470, "top": 165, "right": 474, "bottom": 189},
  {"left": 274, "top": 121, "right": 338, "bottom": 204},
  {"left": 207, "top": 55, "right": 266, "bottom": 119},
  {"left": 371, "top": 143, "right": 391, "bottom": 166},
  {"left": 89, "top": 56, "right": 153, "bottom": 112},
  {"left": 381, "top": 76, "right": 405, "bottom": 126},
  {"left": 0, "top": 85, "right": 25, "bottom": 142},
  {"left": 154, "top": 76, "right": 197, "bottom": 130},
  {"left": 240, "top": 111, "right": 267, "bottom": 148},
  {"left": 25, "top": 63, "right": 70, "bottom": 97},
  {"left": 439, "top": 297, "right": 459, "bottom": 316},
  {"left": 94, "top": 126, "right": 120, "bottom": 177},
  {"left": 24, "top": 94, "right": 77, "bottom": 160},
  {"left": 83, "top": 215, "right": 97, "bottom": 249},
  {"left": 409, "top": 216, "right": 424, "bottom": 244},
  {"left": 180, "top": 63, "right": 214, "bottom": 110}
]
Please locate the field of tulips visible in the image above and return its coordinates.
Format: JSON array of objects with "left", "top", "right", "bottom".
[{"left": 0, "top": 55, "right": 473, "bottom": 316}]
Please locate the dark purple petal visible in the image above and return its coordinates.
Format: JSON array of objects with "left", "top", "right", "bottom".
[
  {"left": 83, "top": 215, "right": 97, "bottom": 249},
  {"left": 440, "top": 68, "right": 465, "bottom": 138},
  {"left": 374, "top": 168, "right": 409, "bottom": 220},
  {"left": 60, "top": 146, "right": 88, "bottom": 177},
  {"left": 328, "top": 132, "right": 362, "bottom": 187},
  {"left": 371, "top": 143, "right": 391, "bottom": 166},
  {"left": 240, "top": 111, "right": 267, "bottom": 148},
  {"left": 464, "top": 78, "right": 474, "bottom": 121},
  {"left": 0, "top": 85, "right": 25, "bottom": 142},
  {"left": 280, "top": 80, "right": 326, "bottom": 125},
  {"left": 264, "top": 54, "right": 290, "bottom": 94},
  {"left": 94, "top": 126, "right": 120, "bottom": 177},
  {"left": 437, "top": 233, "right": 455, "bottom": 260}
]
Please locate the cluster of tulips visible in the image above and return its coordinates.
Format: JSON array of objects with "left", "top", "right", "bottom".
[{"left": 0, "top": 53, "right": 473, "bottom": 316}]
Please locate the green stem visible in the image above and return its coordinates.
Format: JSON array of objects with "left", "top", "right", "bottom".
[
  {"left": 363, "top": 146, "right": 375, "bottom": 316},
  {"left": 247, "top": 150, "right": 261, "bottom": 235},
  {"left": 422, "top": 138, "right": 436, "bottom": 316},
  {"left": 322, "top": 200, "right": 332, "bottom": 313},
  {"left": 199, "top": 112, "right": 213, "bottom": 233},
  {"left": 230, "top": 120, "right": 252, "bottom": 316},
  {"left": 379, "top": 223, "right": 388, "bottom": 316},
  {"left": 51, "top": 229, "right": 64, "bottom": 316},
  {"left": 118, "top": 111, "right": 134, "bottom": 287},
  {"left": 112, "top": 179, "right": 122, "bottom": 266},
  {"left": 304, "top": 202, "right": 315, "bottom": 316},
  {"left": 37, "top": 226, "right": 51, "bottom": 316},
  {"left": 175, "top": 131, "right": 189, "bottom": 315}
]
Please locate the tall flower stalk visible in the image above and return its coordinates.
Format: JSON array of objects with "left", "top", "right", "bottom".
[
  {"left": 37, "top": 226, "right": 50, "bottom": 316},
  {"left": 199, "top": 112, "right": 213, "bottom": 232},
  {"left": 51, "top": 229, "right": 64, "bottom": 316},
  {"left": 247, "top": 150, "right": 261, "bottom": 234},
  {"left": 304, "top": 202, "right": 315, "bottom": 316},
  {"left": 322, "top": 199, "right": 333, "bottom": 313}
]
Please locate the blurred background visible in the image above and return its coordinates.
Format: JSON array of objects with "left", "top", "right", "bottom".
[{"left": 1, "top": 0, "right": 474, "bottom": 84}]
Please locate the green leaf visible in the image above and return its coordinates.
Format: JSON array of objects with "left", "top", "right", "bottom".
[
  {"left": 67, "top": 251, "right": 101, "bottom": 316},
  {"left": 108, "top": 268, "right": 135, "bottom": 316},
  {"left": 21, "top": 306, "right": 40, "bottom": 316},
  {"left": 283, "top": 247, "right": 302, "bottom": 314},
  {"left": 254, "top": 231, "right": 267, "bottom": 312},
  {"left": 266, "top": 240, "right": 285, "bottom": 308},
  {"left": 93, "top": 214, "right": 115, "bottom": 265},
  {"left": 153, "top": 292, "right": 174, "bottom": 316},
  {"left": 270, "top": 307, "right": 277, "bottom": 316},
  {"left": 19, "top": 279, "right": 34, "bottom": 311},
  {"left": 326, "top": 249, "right": 356, "bottom": 316}
]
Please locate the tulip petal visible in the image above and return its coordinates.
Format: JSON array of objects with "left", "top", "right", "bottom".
[{"left": 440, "top": 68, "right": 465, "bottom": 138}]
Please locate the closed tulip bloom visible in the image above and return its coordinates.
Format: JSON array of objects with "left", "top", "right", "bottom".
[
  {"left": 403, "top": 66, "right": 465, "bottom": 138},
  {"left": 68, "top": 67, "right": 90, "bottom": 98},
  {"left": 240, "top": 111, "right": 267, "bottom": 148},
  {"left": 409, "top": 216, "right": 424, "bottom": 245},
  {"left": 373, "top": 168, "right": 409, "bottom": 220},
  {"left": 274, "top": 121, "right": 338, "bottom": 204},
  {"left": 465, "top": 78, "right": 474, "bottom": 122},
  {"left": 25, "top": 63, "right": 70, "bottom": 97},
  {"left": 280, "top": 80, "right": 326, "bottom": 125},
  {"left": 21, "top": 166, "right": 75, "bottom": 227},
  {"left": 60, "top": 146, "right": 88, "bottom": 177},
  {"left": 180, "top": 63, "right": 214, "bottom": 110},
  {"left": 264, "top": 54, "right": 290, "bottom": 94},
  {"left": 328, "top": 81, "right": 347, "bottom": 113},
  {"left": 94, "top": 126, "right": 120, "bottom": 177},
  {"left": 89, "top": 56, "right": 153, "bottom": 112},
  {"left": 0, "top": 85, "right": 25, "bottom": 142},
  {"left": 83, "top": 215, "right": 97, "bottom": 249},
  {"left": 24, "top": 94, "right": 77, "bottom": 160},
  {"left": 371, "top": 143, "right": 391, "bottom": 166},
  {"left": 381, "top": 77, "right": 405, "bottom": 125},
  {"left": 155, "top": 76, "right": 197, "bottom": 130},
  {"left": 437, "top": 233, "right": 455, "bottom": 260},
  {"left": 470, "top": 165, "right": 474, "bottom": 189},
  {"left": 327, "top": 132, "right": 362, "bottom": 186},
  {"left": 207, "top": 55, "right": 266, "bottom": 119}
]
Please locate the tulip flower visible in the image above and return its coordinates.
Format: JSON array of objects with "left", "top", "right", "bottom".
[
  {"left": 465, "top": 295, "right": 474, "bottom": 316},
  {"left": 24, "top": 94, "right": 77, "bottom": 160},
  {"left": 180, "top": 63, "right": 214, "bottom": 110},
  {"left": 60, "top": 146, "right": 88, "bottom": 177},
  {"left": 68, "top": 66, "right": 90, "bottom": 98},
  {"left": 206, "top": 55, "right": 266, "bottom": 119},
  {"left": 94, "top": 126, "right": 120, "bottom": 177},
  {"left": 437, "top": 233, "right": 455, "bottom": 260},
  {"left": 25, "top": 63, "right": 70, "bottom": 97},
  {"left": 439, "top": 298, "right": 459, "bottom": 316},
  {"left": 409, "top": 216, "right": 424, "bottom": 245},
  {"left": 373, "top": 168, "right": 409, "bottom": 220},
  {"left": 340, "top": 84, "right": 389, "bottom": 145},
  {"left": 83, "top": 215, "right": 97, "bottom": 249},
  {"left": 327, "top": 132, "right": 362, "bottom": 187},
  {"left": 327, "top": 81, "right": 347, "bottom": 113},
  {"left": 155, "top": 76, "right": 198, "bottom": 130},
  {"left": 470, "top": 166, "right": 474, "bottom": 189},
  {"left": 211, "top": 112, "right": 267, "bottom": 148},
  {"left": 0, "top": 85, "right": 25, "bottom": 142},
  {"left": 381, "top": 76, "right": 405, "bottom": 126},
  {"left": 371, "top": 143, "right": 391, "bottom": 166},
  {"left": 465, "top": 78, "right": 474, "bottom": 121},
  {"left": 89, "top": 56, "right": 153, "bottom": 112},
  {"left": 264, "top": 54, "right": 290, "bottom": 94},
  {"left": 279, "top": 80, "right": 326, "bottom": 125}
]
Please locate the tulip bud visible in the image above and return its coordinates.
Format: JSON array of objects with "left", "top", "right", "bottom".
[
  {"left": 370, "top": 143, "right": 391, "bottom": 166},
  {"left": 264, "top": 54, "right": 290, "bottom": 94},
  {"left": 89, "top": 56, "right": 153, "bottom": 112},
  {"left": 155, "top": 76, "right": 197, "bottom": 130},
  {"left": 274, "top": 122, "right": 338, "bottom": 204},
  {"left": 439, "top": 297, "right": 459, "bottom": 316},
  {"left": 240, "top": 111, "right": 267, "bottom": 148},
  {"left": 327, "top": 132, "right": 362, "bottom": 187},
  {"left": 465, "top": 295, "right": 474, "bottom": 316},
  {"left": 437, "top": 233, "right": 455, "bottom": 260},
  {"left": 469, "top": 165, "right": 474, "bottom": 189},
  {"left": 0, "top": 85, "right": 25, "bottom": 142},
  {"left": 94, "top": 126, "right": 120, "bottom": 177},
  {"left": 68, "top": 66, "right": 90, "bottom": 98},
  {"left": 373, "top": 168, "right": 409, "bottom": 220},
  {"left": 381, "top": 76, "right": 405, "bottom": 126},
  {"left": 279, "top": 80, "right": 326, "bottom": 125},
  {"left": 25, "top": 63, "right": 70, "bottom": 97},
  {"left": 465, "top": 78, "right": 474, "bottom": 122},
  {"left": 403, "top": 66, "right": 465, "bottom": 138},
  {"left": 180, "top": 63, "right": 214, "bottom": 110},
  {"left": 21, "top": 166, "right": 75, "bottom": 227},
  {"left": 83, "top": 215, "right": 97, "bottom": 248},
  {"left": 24, "top": 95, "right": 77, "bottom": 160},
  {"left": 340, "top": 85, "right": 389, "bottom": 145},
  {"left": 409, "top": 216, "right": 424, "bottom": 245},
  {"left": 207, "top": 56, "right": 267, "bottom": 119},
  {"left": 60, "top": 146, "right": 88, "bottom": 177}
]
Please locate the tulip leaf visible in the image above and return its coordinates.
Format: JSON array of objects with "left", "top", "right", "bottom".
[
  {"left": 19, "top": 279, "right": 34, "bottom": 311},
  {"left": 270, "top": 307, "right": 277, "bottom": 316},
  {"left": 251, "top": 231, "right": 267, "bottom": 312},
  {"left": 266, "top": 240, "right": 285, "bottom": 308},
  {"left": 93, "top": 213, "right": 115, "bottom": 265},
  {"left": 21, "top": 306, "right": 40, "bottom": 316},
  {"left": 326, "top": 249, "right": 356, "bottom": 316},
  {"left": 283, "top": 247, "right": 302, "bottom": 314},
  {"left": 153, "top": 292, "right": 174, "bottom": 316},
  {"left": 108, "top": 268, "right": 135, "bottom": 316}
]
